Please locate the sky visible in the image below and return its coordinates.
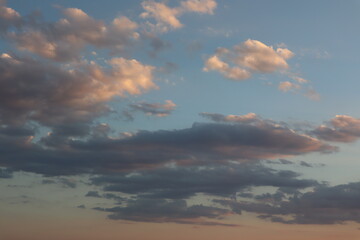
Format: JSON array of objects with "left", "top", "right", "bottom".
[{"left": 1, "top": 0, "right": 360, "bottom": 239}]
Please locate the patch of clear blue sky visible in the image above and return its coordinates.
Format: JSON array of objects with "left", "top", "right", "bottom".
[{"left": 5, "top": 0, "right": 360, "bottom": 133}]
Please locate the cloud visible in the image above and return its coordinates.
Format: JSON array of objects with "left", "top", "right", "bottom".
[
  {"left": 129, "top": 100, "right": 176, "bottom": 117},
  {"left": 0, "top": 167, "right": 13, "bottom": 178},
  {"left": 204, "top": 40, "right": 318, "bottom": 97},
  {"left": 0, "top": 4, "right": 139, "bottom": 61},
  {"left": 278, "top": 81, "right": 301, "bottom": 92},
  {"left": 0, "top": 118, "right": 335, "bottom": 176},
  {"left": 181, "top": 0, "right": 217, "bottom": 14},
  {"left": 85, "top": 191, "right": 102, "bottom": 198},
  {"left": 312, "top": 115, "right": 360, "bottom": 142},
  {"left": 200, "top": 112, "right": 259, "bottom": 124},
  {"left": 216, "top": 182, "right": 360, "bottom": 225},
  {"left": 59, "top": 177, "right": 77, "bottom": 188},
  {"left": 233, "top": 40, "right": 293, "bottom": 73},
  {"left": 203, "top": 39, "right": 294, "bottom": 81},
  {"left": 0, "top": 53, "right": 156, "bottom": 127},
  {"left": 203, "top": 55, "right": 251, "bottom": 80},
  {"left": 140, "top": 0, "right": 217, "bottom": 32},
  {"left": 0, "top": 3, "right": 21, "bottom": 31},
  {"left": 91, "top": 164, "right": 318, "bottom": 200},
  {"left": 95, "top": 198, "right": 236, "bottom": 226}
]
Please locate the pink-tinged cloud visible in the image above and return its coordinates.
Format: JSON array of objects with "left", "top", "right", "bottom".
[
  {"left": 278, "top": 81, "right": 301, "bottom": 92},
  {"left": 140, "top": 0, "right": 217, "bottom": 32},
  {"left": 0, "top": 54, "right": 156, "bottom": 126},
  {"left": 312, "top": 115, "right": 360, "bottom": 142},
  {"left": 4, "top": 7, "right": 139, "bottom": 61},
  {"left": 204, "top": 39, "right": 294, "bottom": 80}
]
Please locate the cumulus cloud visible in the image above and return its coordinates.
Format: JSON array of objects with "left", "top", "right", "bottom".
[
  {"left": 0, "top": 2, "right": 21, "bottom": 31},
  {"left": 204, "top": 39, "right": 294, "bottom": 81},
  {"left": 140, "top": 0, "right": 217, "bottom": 32},
  {"left": 312, "top": 115, "right": 360, "bottom": 142},
  {"left": 233, "top": 40, "right": 293, "bottom": 73},
  {"left": 203, "top": 55, "right": 251, "bottom": 80},
  {"left": 129, "top": 100, "right": 176, "bottom": 117},
  {"left": 278, "top": 81, "right": 301, "bottom": 92},
  {"left": 0, "top": 53, "right": 156, "bottom": 127},
  {"left": 204, "top": 40, "right": 318, "bottom": 97},
  {"left": 1, "top": 6, "right": 139, "bottom": 61}
]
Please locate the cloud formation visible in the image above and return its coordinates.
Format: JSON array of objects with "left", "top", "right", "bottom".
[
  {"left": 312, "top": 115, "right": 360, "bottom": 142},
  {"left": 215, "top": 182, "right": 360, "bottom": 224},
  {"left": 3, "top": 7, "right": 139, "bottom": 61},
  {"left": 95, "top": 198, "right": 236, "bottom": 226},
  {"left": 91, "top": 164, "right": 318, "bottom": 199},
  {"left": 278, "top": 81, "right": 301, "bottom": 92},
  {"left": 0, "top": 53, "right": 156, "bottom": 127},
  {"left": 203, "top": 40, "right": 318, "bottom": 98},
  {"left": 140, "top": 0, "right": 217, "bottom": 32},
  {"left": 204, "top": 39, "right": 294, "bottom": 81},
  {"left": 0, "top": 118, "right": 335, "bottom": 177}
]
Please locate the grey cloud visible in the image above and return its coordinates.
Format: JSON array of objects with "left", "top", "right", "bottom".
[
  {"left": 129, "top": 100, "right": 176, "bottom": 117},
  {"left": 312, "top": 115, "right": 360, "bottom": 143},
  {"left": 0, "top": 53, "right": 155, "bottom": 127},
  {"left": 85, "top": 191, "right": 102, "bottom": 198},
  {"left": 0, "top": 167, "right": 13, "bottom": 178},
  {"left": 216, "top": 182, "right": 360, "bottom": 225},
  {"left": 0, "top": 121, "right": 335, "bottom": 176},
  {"left": 95, "top": 198, "right": 236, "bottom": 226},
  {"left": 300, "top": 161, "right": 312, "bottom": 167},
  {"left": 91, "top": 164, "right": 318, "bottom": 200},
  {"left": 59, "top": 178, "right": 76, "bottom": 188},
  {"left": 200, "top": 112, "right": 259, "bottom": 124}
]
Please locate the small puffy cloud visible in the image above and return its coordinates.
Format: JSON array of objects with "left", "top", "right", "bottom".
[
  {"left": 204, "top": 40, "right": 317, "bottom": 98},
  {"left": 312, "top": 115, "right": 360, "bottom": 142},
  {"left": 180, "top": 0, "right": 217, "bottom": 14},
  {"left": 129, "top": 100, "right": 176, "bottom": 117},
  {"left": 278, "top": 81, "right": 301, "bottom": 92},
  {"left": 292, "top": 76, "right": 308, "bottom": 84},
  {"left": 233, "top": 40, "right": 293, "bottom": 73},
  {"left": 203, "top": 55, "right": 251, "bottom": 80},
  {"left": 141, "top": 1, "right": 183, "bottom": 32},
  {"left": 140, "top": 0, "right": 217, "bottom": 32},
  {"left": 204, "top": 39, "right": 294, "bottom": 81}
]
